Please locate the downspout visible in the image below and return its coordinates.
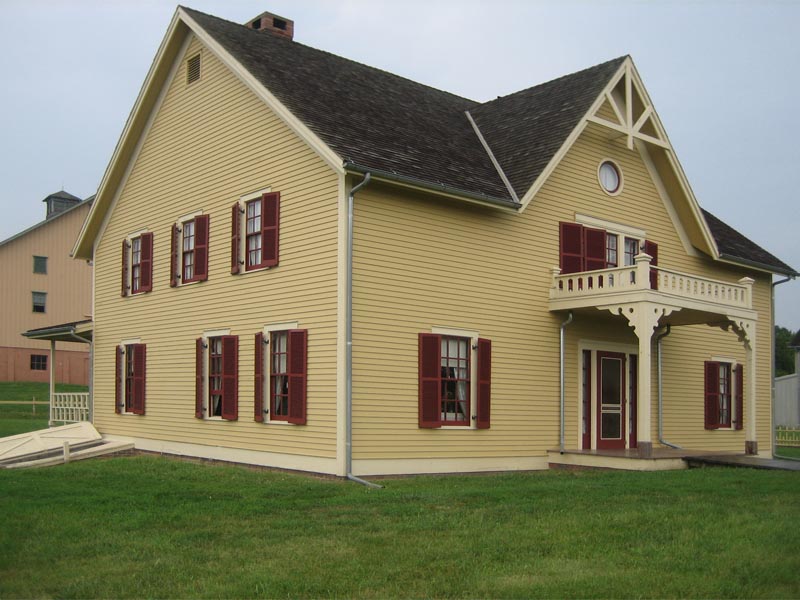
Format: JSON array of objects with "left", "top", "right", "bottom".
[
  {"left": 656, "top": 325, "right": 680, "bottom": 449},
  {"left": 559, "top": 311, "right": 573, "bottom": 453},
  {"left": 771, "top": 276, "right": 794, "bottom": 459},
  {"left": 345, "top": 173, "right": 382, "bottom": 489}
]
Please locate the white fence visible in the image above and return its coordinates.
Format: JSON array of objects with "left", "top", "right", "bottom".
[
  {"left": 775, "top": 374, "right": 799, "bottom": 427},
  {"left": 50, "top": 393, "right": 90, "bottom": 424}
]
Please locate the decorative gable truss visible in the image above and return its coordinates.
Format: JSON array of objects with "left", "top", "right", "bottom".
[{"left": 586, "top": 61, "right": 669, "bottom": 151}]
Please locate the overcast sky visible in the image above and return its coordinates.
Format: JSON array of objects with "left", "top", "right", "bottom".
[{"left": 1, "top": 0, "right": 798, "bottom": 328}]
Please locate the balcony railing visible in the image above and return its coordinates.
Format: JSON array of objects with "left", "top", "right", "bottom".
[{"left": 550, "top": 253, "right": 753, "bottom": 311}]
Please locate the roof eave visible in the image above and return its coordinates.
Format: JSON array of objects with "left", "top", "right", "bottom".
[
  {"left": 717, "top": 254, "right": 798, "bottom": 278},
  {"left": 344, "top": 162, "right": 520, "bottom": 212}
]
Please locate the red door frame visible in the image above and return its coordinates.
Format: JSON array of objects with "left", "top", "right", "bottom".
[{"left": 596, "top": 351, "right": 627, "bottom": 450}]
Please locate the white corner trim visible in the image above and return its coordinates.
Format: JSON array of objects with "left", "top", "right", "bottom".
[
  {"left": 465, "top": 110, "right": 519, "bottom": 203},
  {"left": 179, "top": 8, "right": 344, "bottom": 175}
]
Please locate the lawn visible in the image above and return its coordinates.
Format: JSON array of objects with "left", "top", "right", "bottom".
[
  {"left": 0, "top": 457, "right": 798, "bottom": 599},
  {"left": 0, "top": 381, "right": 88, "bottom": 437},
  {"left": 775, "top": 446, "right": 800, "bottom": 459}
]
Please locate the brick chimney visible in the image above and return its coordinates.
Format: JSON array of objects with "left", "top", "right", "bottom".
[{"left": 247, "top": 11, "right": 293, "bottom": 40}]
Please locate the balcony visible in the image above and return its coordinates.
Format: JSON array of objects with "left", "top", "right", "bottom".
[{"left": 549, "top": 253, "right": 755, "bottom": 321}]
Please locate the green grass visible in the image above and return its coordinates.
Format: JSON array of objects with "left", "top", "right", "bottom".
[
  {"left": 0, "top": 457, "right": 798, "bottom": 598},
  {"left": 775, "top": 446, "right": 800, "bottom": 459},
  {"left": 0, "top": 381, "right": 87, "bottom": 402},
  {"left": 0, "top": 382, "right": 87, "bottom": 437}
]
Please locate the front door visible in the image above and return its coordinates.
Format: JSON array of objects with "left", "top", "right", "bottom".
[{"left": 596, "top": 351, "right": 626, "bottom": 450}]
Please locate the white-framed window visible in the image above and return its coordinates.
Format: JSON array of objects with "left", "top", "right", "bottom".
[
  {"left": 121, "top": 230, "right": 153, "bottom": 296},
  {"left": 254, "top": 321, "right": 307, "bottom": 425},
  {"left": 418, "top": 326, "right": 491, "bottom": 430},
  {"left": 231, "top": 187, "right": 280, "bottom": 274},
  {"left": 115, "top": 339, "right": 146, "bottom": 416},
  {"left": 598, "top": 159, "right": 623, "bottom": 195},
  {"left": 195, "top": 329, "right": 237, "bottom": 421},
  {"left": 704, "top": 358, "right": 743, "bottom": 431},
  {"left": 171, "top": 212, "right": 209, "bottom": 286}
]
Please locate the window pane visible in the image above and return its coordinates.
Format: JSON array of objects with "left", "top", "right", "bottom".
[{"left": 33, "top": 256, "right": 47, "bottom": 274}]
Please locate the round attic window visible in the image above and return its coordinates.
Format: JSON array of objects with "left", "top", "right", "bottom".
[{"left": 598, "top": 160, "right": 622, "bottom": 195}]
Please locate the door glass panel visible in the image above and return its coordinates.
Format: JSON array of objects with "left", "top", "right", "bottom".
[
  {"left": 601, "top": 359, "right": 621, "bottom": 405},
  {"left": 602, "top": 413, "right": 621, "bottom": 439}
]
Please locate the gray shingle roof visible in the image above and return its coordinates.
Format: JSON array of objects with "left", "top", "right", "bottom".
[
  {"left": 183, "top": 7, "right": 795, "bottom": 276},
  {"left": 702, "top": 209, "right": 796, "bottom": 276},
  {"left": 470, "top": 57, "right": 627, "bottom": 198}
]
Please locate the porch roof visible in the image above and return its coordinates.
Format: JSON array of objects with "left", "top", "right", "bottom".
[{"left": 22, "top": 319, "right": 93, "bottom": 343}]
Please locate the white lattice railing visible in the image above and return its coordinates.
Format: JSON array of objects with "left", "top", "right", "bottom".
[
  {"left": 550, "top": 253, "right": 753, "bottom": 311},
  {"left": 50, "top": 393, "right": 90, "bottom": 424}
]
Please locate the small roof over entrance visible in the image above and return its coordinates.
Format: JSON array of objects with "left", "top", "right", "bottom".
[{"left": 22, "top": 319, "right": 93, "bottom": 343}]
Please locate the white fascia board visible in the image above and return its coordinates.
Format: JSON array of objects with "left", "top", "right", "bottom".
[
  {"left": 73, "top": 9, "right": 185, "bottom": 259},
  {"left": 517, "top": 59, "right": 629, "bottom": 212},
  {"left": 179, "top": 8, "right": 344, "bottom": 176},
  {"left": 626, "top": 64, "right": 719, "bottom": 259}
]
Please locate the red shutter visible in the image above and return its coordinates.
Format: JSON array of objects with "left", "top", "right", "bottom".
[
  {"left": 559, "top": 222, "right": 584, "bottom": 274},
  {"left": 195, "top": 338, "right": 204, "bottom": 419},
  {"left": 419, "top": 333, "right": 442, "bottom": 428},
  {"left": 704, "top": 361, "right": 721, "bottom": 429},
  {"left": 170, "top": 224, "right": 180, "bottom": 287},
  {"left": 139, "top": 232, "right": 153, "bottom": 293},
  {"left": 254, "top": 333, "right": 264, "bottom": 422},
  {"left": 584, "top": 227, "right": 607, "bottom": 271},
  {"left": 476, "top": 338, "right": 491, "bottom": 429},
  {"left": 644, "top": 240, "right": 658, "bottom": 290},
  {"left": 287, "top": 329, "right": 307, "bottom": 425},
  {"left": 735, "top": 364, "right": 744, "bottom": 431},
  {"left": 221, "top": 335, "right": 238, "bottom": 421},
  {"left": 194, "top": 214, "right": 210, "bottom": 281},
  {"left": 231, "top": 203, "right": 241, "bottom": 275},
  {"left": 262, "top": 192, "right": 280, "bottom": 268},
  {"left": 132, "top": 344, "right": 146, "bottom": 415},
  {"left": 121, "top": 240, "right": 129, "bottom": 297},
  {"left": 115, "top": 346, "right": 123, "bottom": 414}
]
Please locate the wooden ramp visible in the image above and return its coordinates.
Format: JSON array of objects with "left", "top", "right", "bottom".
[{"left": 0, "top": 423, "right": 133, "bottom": 469}]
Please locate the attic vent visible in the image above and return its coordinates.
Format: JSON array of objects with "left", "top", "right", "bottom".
[
  {"left": 186, "top": 54, "right": 201, "bottom": 85},
  {"left": 273, "top": 17, "right": 287, "bottom": 30},
  {"left": 251, "top": 18, "right": 262, "bottom": 29}
]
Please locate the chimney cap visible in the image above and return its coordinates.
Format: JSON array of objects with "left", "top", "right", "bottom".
[{"left": 246, "top": 11, "right": 294, "bottom": 40}]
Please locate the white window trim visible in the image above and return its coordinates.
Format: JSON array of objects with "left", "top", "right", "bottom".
[
  {"left": 118, "top": 339, "right": 142, "bottom": 416},
  {"left": 709, "top": 357, "right": 740, "bottom": 431},
  {"left": 260, "top": 321, "right": 299, "bottom": 425},
  {"left": 124, "top": 229, "right": 149, "bottom": 295},
  {"left": 236, "top": 187, "right": 273, "bottom": 275},
  {"left": 574, "top": 214, "right": 646, "bottom": 240},
  {"left": 432, "top": 326, "right": 479, "bottom": 430},
  {"left": 597, "top": 158, "right": 624, "bottom": 196},
  {"left": 577, "top": 340, "right": 638, "bottom": 450},
  {"left": 175, "top": 211, "right": 204, "bottom": 287},
  {"left": 201, "top": 328, "right": 231, "bottom": 420}
]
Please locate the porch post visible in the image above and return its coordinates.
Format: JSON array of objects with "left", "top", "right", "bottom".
[
  {"left": 744, "top": 321, "right": 757, "bottom": 455},
  {"left": 49, "top": 340, "right": 56, "bottom": 427},
  {"left": 636, "top": 316, "right": 655, "bottom": 458}
]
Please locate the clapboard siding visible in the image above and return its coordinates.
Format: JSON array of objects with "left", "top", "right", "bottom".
[
  {"left": 351, "top": 123, "right": 773, "bottom": 460},
  {"left": 93, "top": 36, "right": 339, "bottom": 460}
]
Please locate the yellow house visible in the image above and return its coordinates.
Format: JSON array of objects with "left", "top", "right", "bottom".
[
  {"left": 72, "top": 7, "right": 796, "bottom": 477},
  {"left": 0, "top": 192, "right": 92, "bottom": 385}
]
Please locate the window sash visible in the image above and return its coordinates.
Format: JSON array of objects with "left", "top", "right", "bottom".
[
  {"left": 182, "top": 220, "right": 195, "bottom": 281},
  {"left": 208, "top": 337, "right": 223, "bottom": 417},
  {"left": 440, "top": 335, "right": 470, "bottom": 425},
  {"left": 270, "top": 331, "right": 289, "bottom": 419},
  {"left": 32, "top": 292, "right": 46, "bottom": 313}
]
